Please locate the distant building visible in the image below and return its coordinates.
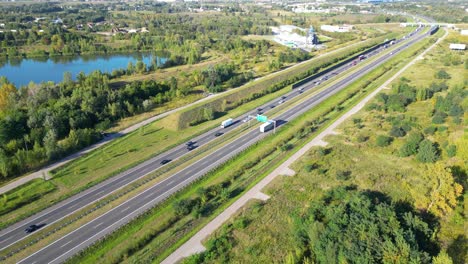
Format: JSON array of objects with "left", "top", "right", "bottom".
[
  {"left": 307, "top": 26, "right": 319, "bottom": 45},
  {"left": 449, "top": 44, "right": 466, "bottom": 50},
  {"left": 461, "top": 30, "right": 468, "bottom": 36},
  {"left": 320, "top": 24, "right": 353, "bottom": 33}
]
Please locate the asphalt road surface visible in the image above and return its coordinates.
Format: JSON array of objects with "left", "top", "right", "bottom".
[{"left": 3, "top": 27, "right": 428, "bottom": 263}]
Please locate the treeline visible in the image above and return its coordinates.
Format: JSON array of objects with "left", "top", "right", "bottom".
[
  {"left": 0, "top": 73, "right": 175, "bottom": 179},
  {"left": 0, "top": 3, "right": 274, "bottom": 64}
]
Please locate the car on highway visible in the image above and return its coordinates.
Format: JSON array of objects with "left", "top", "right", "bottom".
[
  {"left": 214, "top": 132, "right": 223, "bottom": 137},
  {"left": 186, "top": 141, "right": 194, "bottom": 146},
  {"left": 187, "top": 145, "right": 197, "bottom": 151},
  {"left": 278, "top": 100, "right": 284, "bottom": 105},
  {"left": 25, "top": 224, "right": 43, "bottom": 233},
  {"left": 270, "top": 105, "right": 275, "bottom": 108},
  {"left": 160, "top": 159, "right": 171, "bottom": 165}
]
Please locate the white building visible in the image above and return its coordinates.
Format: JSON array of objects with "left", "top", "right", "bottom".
[
  {"left": 461, "top": 30, "right": 468, "bottom": 36},
  {"left": 449, "top": 44, "right": 466, "bottom": 50},
  {"left": 320, "top": 24, "right": 353, "bottom": 33}
]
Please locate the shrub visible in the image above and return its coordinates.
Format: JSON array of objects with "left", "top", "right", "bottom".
[
  {"left": 305, "top": 164, "right": 317, "bottom": 172},
  {"left": 173, "top": 199, "right": 194, "bottom": 217},
  {"left": 432, "top": 111, "right": 447, "bottom": 124},
  {"left": 424, "top": 126, "right": 437, "bottom": 135},
  {"left": 376, "top": 135, "right": 393, "bottom": 147},
  {"left": 435, "top": 70, "right": 451, "bottom": 79},
  {"left": 357, "top": 135, "right": 368, "bottom": 143},
  {"left": 389, "top": 126, "right": 406, "bottom": 137},
  {"left": 336, "top": 170, "right": 351, "bottom": 180},
  {"left": 446, "top": 145, "right": 457, "bottom": 157}
]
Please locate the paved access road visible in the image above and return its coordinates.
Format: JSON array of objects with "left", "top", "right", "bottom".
[
  {"left": 0, "top": 32, "right": 397, "bottom": 255},
  {"left": 13, "top": 28, "right": 431, "bottom": 264}
]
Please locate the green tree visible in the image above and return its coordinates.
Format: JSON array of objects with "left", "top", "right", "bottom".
[
  {"left": 399, "top": 132, "right": 423, "bottom": 157},
  {"left": 416, "top": 139, "right": 439, "bottom": 163}
]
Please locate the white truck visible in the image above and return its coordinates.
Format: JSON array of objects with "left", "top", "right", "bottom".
[
  {"left": 259, "top": 121, "right": 274, "bottom": 133},
  {"left": 220, "top": 118, "right": 233, "bottom": 128}
]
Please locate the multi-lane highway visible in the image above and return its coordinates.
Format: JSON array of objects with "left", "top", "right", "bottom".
[
  {"left": 2, "top": 26, "right": 429, "bottom": 263},
  {"left": 0, "top": 34, "right": 394, "bottom": 255}
]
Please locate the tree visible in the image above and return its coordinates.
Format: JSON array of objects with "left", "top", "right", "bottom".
[
  {"left": 416, "top": 139, "right": 439, "bottom": 163},
  {"left": 0, "top": 82, "right": 16, "bottom": 112},
  {"left": 399, "top": 132, "right": 423, "bottom": 157},
  {"left": 43, "top": 129, "right": 59, "bottom": 159},
  {"left": 418, "top": 163, "right": 463, "bottom": 218},
  {"left": 433, "top": 251, "right": 453, "bottom": 264}
]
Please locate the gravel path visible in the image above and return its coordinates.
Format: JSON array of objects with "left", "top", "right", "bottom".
[{"left": 162, "top": 29, "right": 448, "bottom": 264}]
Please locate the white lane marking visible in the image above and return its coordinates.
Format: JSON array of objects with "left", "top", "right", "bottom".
[
  {"left": 60, "top": 240, "right": 73, "bottom": 248},
  {"left": 93, "top": 222, "right": 104, "bottom": 229},
  {"left": 68, "top": 203, "right": 80, "bottom": 209},
  {"left": 120, "top": 206, "right": 131, "bottom": 213},
  {"left": 166, "top": 180, "right": 175, "bottom": 186},
  {"left": 94, "top": 190, "right": 105, "bottom": 196}
]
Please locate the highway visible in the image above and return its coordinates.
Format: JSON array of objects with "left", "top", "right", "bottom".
[
  {"left": 3, "top": 27, "right": 427, "bottom": 263},
  {"left": 0, "top": 33, "right": 395, "bottom": 255}
]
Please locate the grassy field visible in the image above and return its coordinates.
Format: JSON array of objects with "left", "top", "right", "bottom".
[
  {"left": 185, "top": 29, "right": 466, "bottom": 264},
  {"left": 60, "top": 32, "right": 437, "bottom": 264}
]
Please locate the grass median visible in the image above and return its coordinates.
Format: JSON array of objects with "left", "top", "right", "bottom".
[{"left": 63, "top": 32, "right": 436, "bottom": 264}]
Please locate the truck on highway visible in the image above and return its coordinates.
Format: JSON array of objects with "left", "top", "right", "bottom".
[
  {"left": 220, "top": 118, "right": 233, "bottom": 128},
  {"left": 259, "top": 121, "right": 274, "bottom": 133}
]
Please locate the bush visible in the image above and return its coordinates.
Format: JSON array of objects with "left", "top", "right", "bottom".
[
  {"left": 389, "top": 126, "right": 406, "bottom": 137},
  {"left": 376, "top": 135, "right": 393, "bottom": 147},
  {"left": 446, "top": 145, "right": 457, "bottom": 157},
  {"left": 435, "top": 70, "right": 451, "bottom": 79},
  {"left": 336, "top": 170, "right": 351, "bottom": 180},
  {"left": 173, "top": 199, "right": 194, "bottom": 217},
  {"left": 305, "top": 163, "right": 319, "bottom": 172},
  {"left": 357, "top": 135, "right": 368, "bottom": 143},
  {"left": 432, "top": 111, "right": 447, "bottom": 124},
  {"left": 424, "top": 126, "right": 437, "bottom": 135}
]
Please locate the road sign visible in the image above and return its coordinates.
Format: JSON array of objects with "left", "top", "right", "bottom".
[{"left": 256, "top": 115, "right": 268, "bottom": 122}]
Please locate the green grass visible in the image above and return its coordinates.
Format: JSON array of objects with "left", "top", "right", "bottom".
[
  {"left": 0, "top": 36, "right": 395, "bottom": 231},
  {"left": 186, "top": 30, "right": 466, "bottom": 264},
  {"left": 63, "top": 32, "right": 435, "bottom": 264},
  {"left": 0, "top": 179, "right": 56, "bottom": 216}
]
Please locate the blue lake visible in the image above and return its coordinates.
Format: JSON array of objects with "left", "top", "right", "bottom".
[{"left": 0, "top": 53, "right": 167, "bottom": 88}]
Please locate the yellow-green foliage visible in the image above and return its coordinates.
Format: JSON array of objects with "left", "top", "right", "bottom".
[{"left": 160, "top": 36, "right": 392, "bottom": 130}]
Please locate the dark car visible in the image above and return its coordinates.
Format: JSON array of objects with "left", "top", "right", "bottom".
[
  {"left": 214, "top": 132, "right": 223, "bottom": 137},
  {"left": 187, "top": 145, "right": 197, "bottom": 151},
  {"left": 25, "top": 224, "right": 42, "bottom": 233},
  {"left": 270, "top": 105, "right": 275, "bottom": 109},
  {"left": 186, "top": 141, "right": 194, "bottom": 146},
  {"left": 160, "top": 159, "right": 171, "bottom": 165},
  {"left": 257, "top": 108, "right": 262, "bottom": 112}
]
